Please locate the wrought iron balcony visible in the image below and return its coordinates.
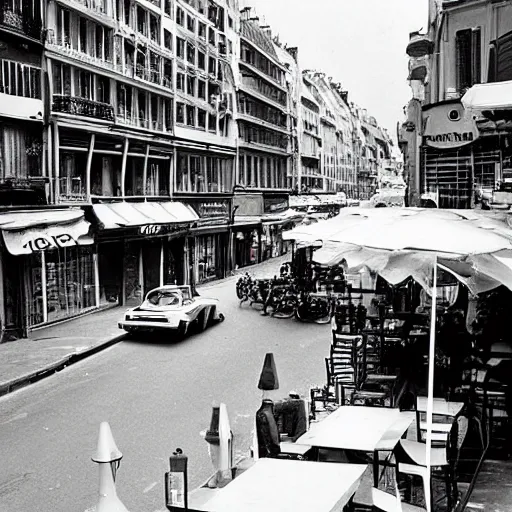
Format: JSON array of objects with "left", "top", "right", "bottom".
[
  {"left": 52, "top": 95, "right": 115, "bottom": 121},
  {"left": 0, "top": 6, "right": 43, "bottom": 41}
]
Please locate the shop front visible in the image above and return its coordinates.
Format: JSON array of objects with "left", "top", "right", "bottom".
[
  {"left": 260, "top": 194, "right": 297, "bottom": 261},
  {"left": 185, "top": 198, "right": 232, "bottom": 286},
  {"left": 90, "top": 201, "right": 198, "bottom": 306},
  {"left": 419, "top": 100, "right": 482, "bottom": 209},
  {"left": 0, "top": 208, "right": 96, "bottom": 337},
  {"left": 232, "top": 192, "right": 264, "bottom": 268}
]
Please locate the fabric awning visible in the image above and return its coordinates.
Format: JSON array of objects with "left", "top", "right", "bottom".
[
  {"left": 462, "top": 80, "right": 512, "bottom": 110},
  {"left": 233, "top": 215, "right": 261, "bottom": 227},
  {"left": 93, "top": 201, "right": 199, "bottom": 229},
  {"left": 0, "top": 208, "right": 92, "bottom": 255},
  {"left": 262, "top": 208, "right": 305, "bottom": 225}
]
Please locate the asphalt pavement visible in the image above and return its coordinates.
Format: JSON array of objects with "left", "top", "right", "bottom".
[{"left": 0, "top": 254, "right": 332, "bottom": 512}]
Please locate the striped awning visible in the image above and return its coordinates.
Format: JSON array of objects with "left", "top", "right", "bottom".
[{"left": 93, "top": 201, "right": 199, "bottom": 229}]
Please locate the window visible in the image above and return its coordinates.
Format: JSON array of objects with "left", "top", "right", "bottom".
[
  {"left": 76, "top": 69, "right": 93, "bottom": 99},
  {"left": 137, "top": 6, "right": 147, "bottom": 36},
  {"left": 149, "top": 13, "right": 159, "bottom": 43},
  {"left": 198, "top": 22, "right": 206, "bottom": 39},
  {"left": 177, "top": 72, "right": 185, "bottom": 91},
  {"left": 198, "top": 109, "right": 206, "bottom": 129},
  {"left": 208, "top": 56, "right": 216, "bottom": 75},
  {"left": 208, "top": 112, "right": 216, "bottom": 133},
  {"left": 177, "top": 38, "right": 185, "bottom": 59},
  {"left": 163, "top": 59, "right": 172, "bottom": 88},
  {"left": 456, "top": 28, "right": 481, "bottom": 94},
  {"left": 176, "top": 102, "right": 185, "bottom": 124},
  {"left": 117, "top": 83, "right": 133, "bottom": 122},
  {"left": 197, "top": 0, "right": 205, "bottom": 14},
  {"left": 164, "top": 98, "right": 173, "bottom": 131},
  {"left": 186, "top": 42, "right": 195, "bottom": 64},
  {"left": 96, "top": 75, "right": 110, "bottom": 103},
  {"left": 164, "top": 0, "right": 172, "bottom": 17},
  {"left": 187, "top": 14, "right": 195, "bottom": 33},
  {"left": 79, "top": 17, "right": 87, "bottom": 53},
  {"left": 228, "top": 15, "right": 233, "bottom": 28},
  {"left": 164, "top": 29, "right": 173, "bottom": 51},
  {"left": 176, "top": 6, "right": 184, "bottom": 26},
  {"left": 187, "top": 75, "right": 196, "bottom": 96},
  {"left": 0, "top": 60, "right": 41, "bottom": 99},
  {"left": 198, "top": 50, "right": 205, "bottom": 70},
  {"left": 186, "top": 105, "right": 195, "bottom": 126},
  {"left": 198, "top": 79, "right": 206, "bottom": 99},
  {"left": 138, "top": 90, "right": 147, "bottom": 127},
  {"left": 208, "top": 27, "right": 215, "bottom": 46}
]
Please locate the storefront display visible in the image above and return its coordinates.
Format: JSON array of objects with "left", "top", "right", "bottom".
[
  {"left": 234, "top": 229, "right": 259, "bottom": 268},
  {"left": 196, "top": 235, "right": 218, "bottom": 283},
  {"left": 24, "top": 246, "right": 97, "bottom": 327}
]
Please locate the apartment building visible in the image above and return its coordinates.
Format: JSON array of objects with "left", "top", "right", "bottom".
[
  {"left": 233, "top": 9, "right": 294, "bottom": 262},
  {"left": 400, "top": 0, "right": 512, "bottom": 209},
  {"left": 0, "top": 0, "right": 46, "bottom": 337}
]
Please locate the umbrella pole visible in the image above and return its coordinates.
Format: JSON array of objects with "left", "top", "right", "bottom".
[{"left": 425, "top": 257, "right": 437, "bottom": 512}]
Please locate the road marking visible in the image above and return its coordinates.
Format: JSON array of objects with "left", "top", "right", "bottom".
[{"left": 143, "top": 481, "right": 158, "bottom": 493}]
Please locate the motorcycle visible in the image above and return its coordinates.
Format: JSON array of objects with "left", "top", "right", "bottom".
[
  {"left": 236, "top": 273, "right": 253, "bottom": 302},
  {"left": 295, "top": 291, "right": 333, "bottom": 324},
  {"left": 268, "top": 282, "right": 298, "bottom": 319}
]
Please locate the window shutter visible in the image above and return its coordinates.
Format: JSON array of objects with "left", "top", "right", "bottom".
[
  {"left": 496, "top": 30, "right": 512, "bottom": 82},
  {"left": 456, "top": 29, "right": 472, "bottom": 93},
  {"left": 472, "top": 28, "right": 481, "bottom": 86}
]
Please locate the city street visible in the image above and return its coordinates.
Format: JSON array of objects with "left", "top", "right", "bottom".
[{"left": 0, "top": 266, "right": 331, "bottom": 512}]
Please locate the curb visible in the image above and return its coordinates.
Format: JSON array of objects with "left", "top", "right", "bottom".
[{"left": 0, "top": 333, "right": 126, "bottom": 398}]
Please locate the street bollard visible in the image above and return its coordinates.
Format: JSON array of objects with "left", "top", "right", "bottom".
[
  {"left": 165, "top": 448, "right": 188, "bottom": 511},
  {"left": 91, "top": 422, "right": 130, "bottom": 512}
]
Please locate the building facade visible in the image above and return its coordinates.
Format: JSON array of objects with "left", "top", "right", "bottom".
[
  {"left": 0, "top": 1, "right": 394, "bottom": 339},
  {"left": 400, "top": 0, "right": 512, "bottom": 209}
]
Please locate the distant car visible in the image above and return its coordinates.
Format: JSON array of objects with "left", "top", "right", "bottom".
[{"left": 118, "top": 285, "right": 224, "bottom": 337}]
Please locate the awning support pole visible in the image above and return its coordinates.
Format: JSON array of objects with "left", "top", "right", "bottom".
[{"left": 425, "top": 256, "right": 437, "bottom": 512}]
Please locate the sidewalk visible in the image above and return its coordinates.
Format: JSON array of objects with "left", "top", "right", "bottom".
[{"left": 0, "top": 254, "right": 291, "bottom": 398}]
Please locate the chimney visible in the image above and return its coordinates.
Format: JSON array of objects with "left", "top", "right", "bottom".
[
  {"left": 260, "top": 25, "right": 272, "bottom": 38},
  {"left": 286, "top": 47, "right": 298, "bottom": 62},
  {"left": 240, "top": 6, "right": 251, "bottom": 21}
]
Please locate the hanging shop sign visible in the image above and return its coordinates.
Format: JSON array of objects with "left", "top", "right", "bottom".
[
  {"left": 196, "top": 200, "right": 230, "bottom": 218},
  {"left": 264, "top": 196, "right": 289, "bottom": 214},
  {"left": 233, "top": 193, "right": 264, "bottom": 216},
  {"left": 422, "top": 101, "right": 479, "bottom": 149}
]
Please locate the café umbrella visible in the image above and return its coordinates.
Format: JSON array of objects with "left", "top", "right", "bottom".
[{"left": 283, "top": 207, "right": 512, "bottom": 510}]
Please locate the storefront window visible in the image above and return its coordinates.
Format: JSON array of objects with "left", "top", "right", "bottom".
[
  {"left": 46, "top": 246, "right": 96, "bottom": 323},
  {"left": 25, "top": 252, "right": 44, "bottom": 326},
  {"left": 146, "top": 158, "right": 169, "bottom": 196},
  {"left": 197, "top": 235, "right": 217, "bottom": 283}
]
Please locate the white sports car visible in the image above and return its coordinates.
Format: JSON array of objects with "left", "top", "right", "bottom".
[{"left": 118, "top": 285, "right": 224, "bottom": 337}]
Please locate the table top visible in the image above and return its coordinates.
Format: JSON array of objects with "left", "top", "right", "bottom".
[
  {"left": 295, "top": 406, "right": 415, "bottom": 452},
  {"left": 416, "top": 397, "right": 465, "bottom": 417},
  {"left": 203, "top": 458, "right": 367, "bottom": 512}
]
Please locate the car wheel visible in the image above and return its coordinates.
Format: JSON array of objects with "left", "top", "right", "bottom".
[
  {"left": 197, "top": 310, "right": 208, "bottom": 332},
  {"left": 177, "top": 321, "right": 188, "bottom": 338},
  {"left": 218, "top": 313, "right": 225, "bottom": 322}
]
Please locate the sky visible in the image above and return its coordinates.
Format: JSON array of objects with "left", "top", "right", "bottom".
[{"left": 244, "top": 0, "right": 429, "bottom": 141}]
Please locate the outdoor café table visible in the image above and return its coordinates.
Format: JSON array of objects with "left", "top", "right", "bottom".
[
  {"left": 295, "top": 406, "right": 415, "bottom": 487},
  {"left": 202, "top": 458, "right": 367, "bottom": 512}
]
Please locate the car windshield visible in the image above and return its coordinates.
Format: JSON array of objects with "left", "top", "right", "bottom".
[{"left": 145, "top": 290, "right": 183, "bottom": 308}]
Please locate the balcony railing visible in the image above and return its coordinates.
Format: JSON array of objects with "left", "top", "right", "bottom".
[
  {"left": 0, "top": 6, "right": 43, "bottom": 41},
  {"left": 52, "top": 95, "right": 115, "bottom": 121}
]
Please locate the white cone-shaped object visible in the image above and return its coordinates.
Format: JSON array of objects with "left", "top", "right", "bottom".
[
  {"left": 204, "top": 403, "right": 233, "bottom": 488},
  {"left": 92, "top": 422, "right": 130, "bottom": 512}
]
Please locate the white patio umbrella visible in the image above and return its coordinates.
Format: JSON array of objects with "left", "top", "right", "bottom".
[{"left": 283, "top": 207, "right": 512, "bottom": 510}]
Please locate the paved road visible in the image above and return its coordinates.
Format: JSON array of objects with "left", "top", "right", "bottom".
[{"left": 0, "top": 268, "right": 331, "bottom": 512}]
